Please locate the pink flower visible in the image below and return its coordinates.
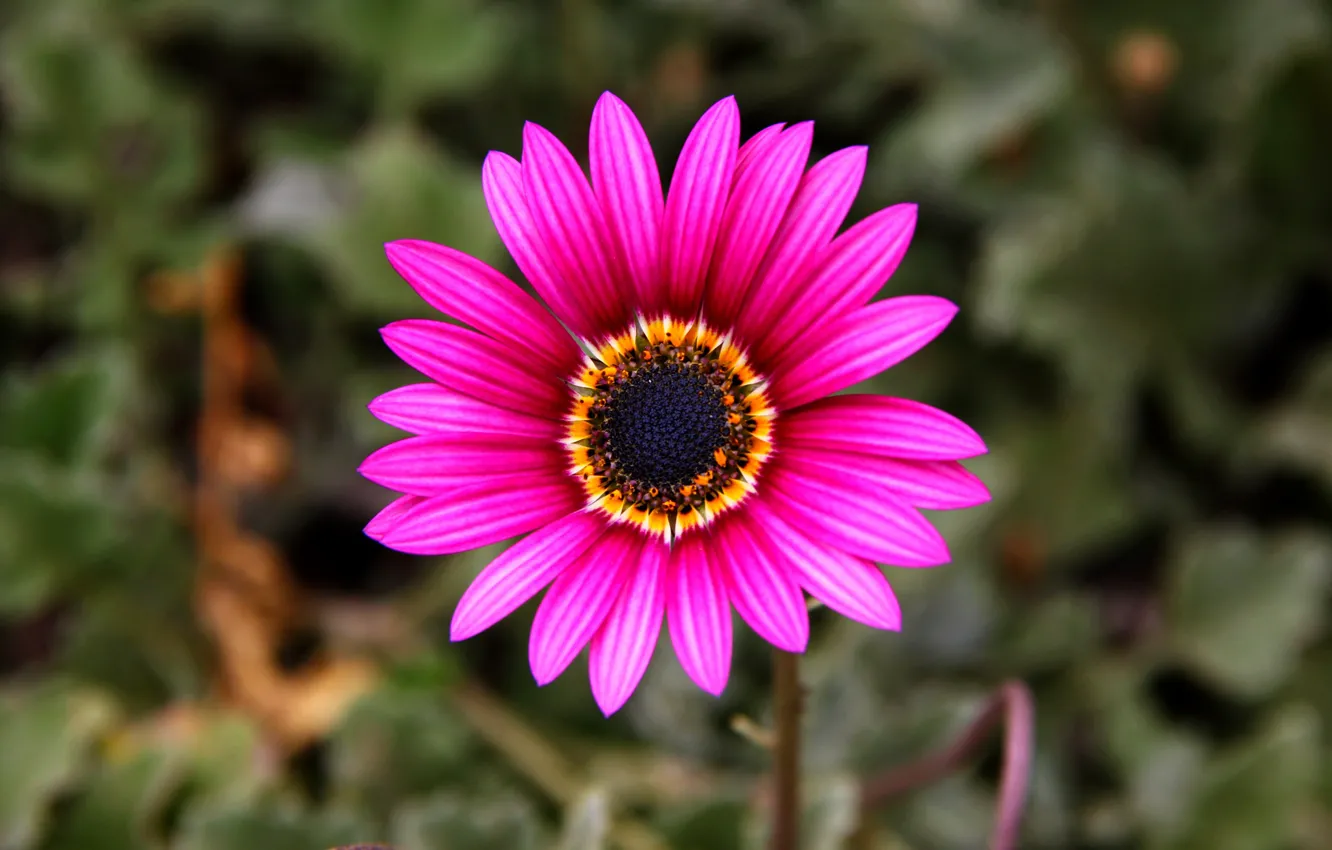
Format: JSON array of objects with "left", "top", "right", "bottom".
[{"left": 361, "top": 93, "right": 989, "bottom": 715}]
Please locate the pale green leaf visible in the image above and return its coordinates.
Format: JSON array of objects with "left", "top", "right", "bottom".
[
  {"left": 1165, "top": 705, "right": 1320, "bottom": 850},
  {"left": 390, "top": 793, "right": 541, "bottom": 850},
  {"left": 1166, "top": 528, "right": 1332, "bottom": 697},
  {"left": 0, "top": 684, "right": 120, "bottom": 849},
  {"left": 555, "top": 788, "right": 610, "bottom": 850}
]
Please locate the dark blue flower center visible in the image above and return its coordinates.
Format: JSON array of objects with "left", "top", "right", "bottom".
[{"left": 603, "top": 362, "right": 729, "bottom": 489}]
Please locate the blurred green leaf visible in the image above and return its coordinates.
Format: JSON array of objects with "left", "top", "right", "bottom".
[
  {"left": 994, "top": 592, "right": 1101, "bottom": 672},
  {"left": 176, "top": 803, "right": 375, "bottom": 850},
  {"left": 0, "top": 353, "right": 124, "bottom": 465},
  {"left": 0, "top": 449, "right": 182, "bottom": 619},
  {"left": 1132, "top": 734, "right": 1208, "bottom": 842},
  {"left": 0, "top": 684, "right": 119, "bottom": 849},
  {"left": 176, "top": 712, "right": 272, "bottom": 810},
  {"left": 802, "top": 635, "right": 889, "bottom": 772},
  {"left": 303, "top": 126, "right": 502, "bottom": 317},
  {"left": 1165, "top": 705, "right": 1319, "bottom": 850},
  {"left": 1250, "top": 351, "right": 1332, "bottom": 487},
  {"left": 628, "top": 635, "right": 749, "bottom": 761},
  {"left": 1080, "top": 656, "right": 1220, "bottom": 842},
  {"left": 988, "top": 409, "right": 1141, "bottom": 563},
  {"left": 896, "top": 775, "right": 997, "bottom": 850},
  {"left": 1024, "top": 750, "right": 1076, "bottom": 847},
  {"left": 975, "top": 143, "right": 1244, "bottom": 421},
  {"left": 652, "top": 798, "right": 746, "bottom": 850},
  {"left": 390, "top": 793, "right": 540, "bottom": 850},
  {"left": 1203, "top": 0, "right": 1330, "bottom": 127},
  {"left": 1081, "top": 660, "right": 1175, "bottom": 776},
  {"left": 740, "top": 773, "right": 859, "bottom": 850},
  {"left": 1166, "top": 528, "right": 1332, "bottom": 697},
  {"left": 307, "top": 0, "right": 510, "bottom": 113},
  {"left": 827, "top": 679, "right": 992, "bottom": 780},
  {"left": 0, "top": 459, "right": 117, "bottom": 614},
  {"left": 329, "top": 684, "right": 475, "bottom": 818},
  {"left": 893, "top": 564, "right": 1000, "bottom": 669},
  {"left": 799, "top": 775, "right": 861, "bottom": 850},
  {"left": 0, "top": 11, "right": 202, "bottom": 217},
  {"left": 881, "top": 12, "right": 1071, "bottom": 190},
  {"left": 554, "top": 788, "right": 609, "bottom": 850},
  {"left": 43, "top": 748, "right": 183, "bottom": 850}
]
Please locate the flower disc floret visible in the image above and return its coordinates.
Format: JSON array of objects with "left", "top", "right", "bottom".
[{"left": 566, "top": 315, "right": 774, "bottom": 542}]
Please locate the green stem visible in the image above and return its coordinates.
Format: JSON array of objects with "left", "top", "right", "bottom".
[{"left": 769, "top": 649, "right": 802, "bottom": 850}]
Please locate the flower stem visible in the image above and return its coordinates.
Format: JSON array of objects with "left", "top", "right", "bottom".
[
  {"left": 769, "top": 649, "right": 802, "bottom": 850},
  {"left": 856, "top": 680, "right": 1035, "bottom": 850}
]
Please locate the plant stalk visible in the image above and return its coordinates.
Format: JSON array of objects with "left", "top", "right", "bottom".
[
  {"left": 769, "top": 649, "right": 802, "bottom": 850},
  {"left": 856, "top": 680, "right": 1034, "bottom": 850}
]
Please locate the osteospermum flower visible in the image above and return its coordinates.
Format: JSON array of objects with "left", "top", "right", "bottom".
[{"left": 361, "top": 93, "right": 989, "bottom": 715}]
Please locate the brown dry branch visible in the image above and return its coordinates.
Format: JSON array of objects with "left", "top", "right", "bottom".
[
  {"left": 730, "top": 712, "right": 777, "bottom": 750},
  {"left": 180, "top": 248, "right": 375, "bottom": 751}
]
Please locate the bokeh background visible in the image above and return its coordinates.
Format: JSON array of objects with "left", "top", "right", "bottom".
[{"left": 4, "top": 0, "right": 1332, "bottom": 848}]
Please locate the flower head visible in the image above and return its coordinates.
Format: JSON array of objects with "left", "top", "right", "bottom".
[{"left": 361, "top": 93, "right": 989, "bottom": 715}]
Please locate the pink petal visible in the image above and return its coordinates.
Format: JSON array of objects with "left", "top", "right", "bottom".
[
  {"left": 383, "top": 240, "right": 581, "bottom": 374},
  {"left": 380, "top": 320, "right": 569, "bottom": 418},
  {"left": 482, "top": 151, "right": 599, "bottom": 340},
  {"left": 735, "top": 123, "right": 786, "bottom": 173},
  {"left": 734, "top": 146, "right": 867, "bottom": 344},
  {"left": 365, "top": 494, "right": 425, "bottom": 540},
  {"left": 770, "top": 296, "right": 958, "bottom": 410},
  {"left": 377, "top": 478, "right": 584, "bottom": 555},
  {"left": 764, "top": 464, "right": 951, "bottom": 567},
  {"left": 369, "top": 383, "right": 563, "bottom": 438},
  {"left": 660, "top": 96, "right": 740, "bottom": 317},
  {"left": 666, "top": 534, "right": 732, "bottom": 696},
  {"left": 755, "top": 204, "right": 917, "bottom": 364},
  {"left": 358, "top": 433, "right": 564, "bottom": 496},
  {"left": 779, "top": 446, "right": 991, "bottom": 510},
  {"left": 704, "top": 123, "right": 813, "bottom": 325},
  {"left": 522, "top": 122, "right": 628, "bottom": 338},
  {"left": 588, "top": 540, "right": 667, "bottom": 716},
  {"left": 746, "top": 499, "right": 901, "bottom": 630},
  {"left": 590, "top": 92, "right": 663, "bottom": 310},
  {"left": 529, "top": 528, "right": 641, "bottom": 685},
  {"left": 714, "top": 514, "right": 809, "bottom": 652},
  {"left": 780, "top": 395, "right": 987, "bottom": 459},
  {"left": 451, "top": 510, "right": 608, "bottom": 640}
]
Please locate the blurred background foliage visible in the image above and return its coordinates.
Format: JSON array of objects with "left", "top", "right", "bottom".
[{"left": 3, "top": 0, "right": 1332, "bottom": 848}]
